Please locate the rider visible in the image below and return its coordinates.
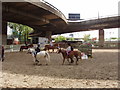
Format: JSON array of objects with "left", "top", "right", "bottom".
[
  {"left": 50, "top": 41, "right": 53, "bottom": 46},
  {"left": 34, "top": 43, "right": 41, "bottom": 58},
  {"left": 66, "top": 43, "right": 73, "bottom": 56}
]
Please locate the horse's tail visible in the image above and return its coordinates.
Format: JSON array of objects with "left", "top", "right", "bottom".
[
  {"left": 20, "top": 47, "right": 22, "bottom": 51},
  {"left": 45, "top": 52, "right": 50, "bottom": 62},
  {"left": 78, "top": 51, "right": 82, "bottom": 59}
]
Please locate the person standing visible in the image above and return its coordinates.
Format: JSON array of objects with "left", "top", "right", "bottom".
[{"left": 1, "top": 45, "right": 4, "bottom": 62}]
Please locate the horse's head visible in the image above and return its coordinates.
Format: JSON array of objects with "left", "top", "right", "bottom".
[
  {"left": 57, "top": 48, "right": 62, "bottom": 54},
  {"left": 27, "top": 48, "right": 35, "bottom": 54}
]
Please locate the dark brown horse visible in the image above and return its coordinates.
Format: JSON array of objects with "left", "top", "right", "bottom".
[
  {"left": 20, "top": 44, "right": 33, "bottom": 51},
  {"left": 57, "top": 49, "right": 81, "bottom": 65},
  {"left": 44, "top": 44, "right": 58, "bottom": 52}
]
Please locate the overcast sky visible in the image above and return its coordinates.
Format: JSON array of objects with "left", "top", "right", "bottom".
[
  {"left": 45, "top": 0, "right": 119, "bottom": 39},
  {"left": 45, "top": 0, "right": 119, "bottom": 19}
]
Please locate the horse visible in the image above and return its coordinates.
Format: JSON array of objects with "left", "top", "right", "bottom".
[
  {"left": 28, "top": 48, "right": 50, "bottom": 65},
  {"left": 44, "top": 44, "right": 58, "bottom": 52},
  {"left": 20, "top": 44, "right": 33, "bottom": 51},
  {"left": 57, "top": 49, "right": 81, "bottom": 65}
]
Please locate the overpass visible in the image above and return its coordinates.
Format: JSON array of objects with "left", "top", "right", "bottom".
[
  {"left": 1, "top": 0, "right": 67, "bottom": 44},
  {"left": 53, "top": 16, "right": 120, "bottom": 34},
  {"left": 1, "top": 0, "right": 120, "bottom": 46}
]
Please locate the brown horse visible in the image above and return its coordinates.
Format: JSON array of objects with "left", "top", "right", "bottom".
[
  {"left": 57, "top": 49, "right": 81, "bottom": 65},
  {"left": 44, "top": 44, "right": 58, "bottom": 52},
  {"left": 20, "top": 44, "right": 33, "bottom": 51}
]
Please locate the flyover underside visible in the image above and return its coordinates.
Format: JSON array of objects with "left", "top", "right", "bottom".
[
  {"left": 52, "top": 16, "right": 120, "bottom": 35},
  {"left": 2, "top": 2, "right": 67, "bottom": 33}
]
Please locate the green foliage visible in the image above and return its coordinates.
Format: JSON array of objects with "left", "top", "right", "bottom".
[
  {"left": 67, "top": 37, "right": 75, "bottom": 41},
  {"left": 110, "top": 37, "right": 117, "bottom": 40},
  {"left": 8, "top": 22, "right": 33, "bottom": 43},
  {"left": 54, "top": 36, "right": 66, "bottom": 42},
  {"left": 78, "top": 43, "right": 92, "bottom": 55},
  {"left": 82, "top": 34, "right": 91, "bottom": 42},
  {"left": 79, "top": 43, "right": 92, "bottom": 48}
]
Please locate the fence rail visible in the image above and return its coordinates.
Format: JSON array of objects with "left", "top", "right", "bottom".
[
  {"left": 68, "top": 14, "right": 119, "bottom": 22},
  {"left": 41, "top": 0, "right": 67, "bottom": 20}
]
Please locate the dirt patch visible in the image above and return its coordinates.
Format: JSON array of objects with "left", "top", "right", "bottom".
[{"left": 0, "top": 49, "right": 119, "bottom": 88}]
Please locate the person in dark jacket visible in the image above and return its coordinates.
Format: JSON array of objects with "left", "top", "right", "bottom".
[
  {"left": 1, "top": 45, "right": 4, "bottom": 61},
  {"left": 34, "top": 43, "right": 41, "bottom": 59}
]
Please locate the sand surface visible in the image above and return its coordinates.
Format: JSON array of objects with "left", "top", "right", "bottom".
[{"left": 0, "top": 49, "right": 119, "bottom": 88}]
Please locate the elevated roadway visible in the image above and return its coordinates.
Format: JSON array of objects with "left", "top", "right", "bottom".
[
  {"left": 54, "top": 16, "right": 120, "bottom": 34},
  {"left": 1, "top": 0, "right": 120, "bottom": 45},
  {"left": 2, "top": 0, "right": 67, "bottom": 41}
]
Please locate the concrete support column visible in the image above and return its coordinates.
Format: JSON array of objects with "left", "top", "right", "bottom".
[
  {"left": 99, "top": 29, "right": 104, "bottom": 47},
  {"left": 0, "top": 1, "right": 2, "bottom": 45},
  {"left": 45, "top": 31, "right": 52, "bottom": 42},
  {"left": 2, "top": 21, "right": 7, "bottom": 45}
]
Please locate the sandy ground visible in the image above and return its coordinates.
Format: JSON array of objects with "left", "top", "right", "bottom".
[{"left": 0, "top": 49, "right": 119, "bottom": 88}]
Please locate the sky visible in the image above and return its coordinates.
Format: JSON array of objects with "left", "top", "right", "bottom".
[{"left": 45, "top": 0, "right": 120, "bottom": 40}]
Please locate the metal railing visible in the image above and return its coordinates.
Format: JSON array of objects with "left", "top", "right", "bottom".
[
  {"left": 68, "top": 14, "right": 119, "bottom": 22},
  {"left": 26, "top": 0, "right": 67, "bottom": 22},
  {"left": 40, "top": 0, "right": 67, "bottom": 21}
]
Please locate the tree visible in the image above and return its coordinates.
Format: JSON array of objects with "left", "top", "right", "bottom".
[
  {"left": 83, "top": 34, "right": 91, "bottom": 42},
  {"left": 8, "top": 22, "right": 33, "bottom": 44},
  {"left": 110, "top": 37, "right": 117, "bottom": 41},
  {"left": 67, "top": 37, "right": 74, "bottom": 41},
  {"left": 54, "top": 36, "right": 66, "bottom": 42}
]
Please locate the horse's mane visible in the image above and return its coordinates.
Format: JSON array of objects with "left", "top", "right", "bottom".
[{"left": 60, "top": 49, "right": 67, "bottom": 54}]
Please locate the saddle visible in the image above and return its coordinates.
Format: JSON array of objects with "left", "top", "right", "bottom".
[
  {"left": 34, "top": 48, "right": 40, "bottom": 57},
  {"left": 67, "top": 51, "right": 72, "bottom": 57}
]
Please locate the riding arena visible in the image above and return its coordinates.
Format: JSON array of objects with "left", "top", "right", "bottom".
[{"left": 0, "top": 43, "right": 118, "bottom": 88}]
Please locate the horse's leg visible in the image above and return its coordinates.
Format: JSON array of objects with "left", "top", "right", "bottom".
[
  {"left": 52, "top": 48, "right": 54, "bottom": 53},
  {"left": 70, "top": 57, "right": 74, "bottom": 63},
  {"left": 34, "top": 54, "right": 40, "bottom": 65},
  {"left": 45, "top": 57, "right": 48, "bottom": 65},
  {"left": 67, "top": 58, "right": 71, "bottom": 65},
  {"left": 75, "top": 56, "right": 79, "bottom": 65},
  {"left": 20, "top": 48, "right": 22, "bottom": 51},
  {"left": 79, "top": 53, "right": 82, "bottom": 60},
  {"left": 62, "top": 58, "right": 65, "bottom": 65}
]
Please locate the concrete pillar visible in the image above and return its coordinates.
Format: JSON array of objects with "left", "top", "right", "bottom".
[
  {"left": 0, "top": 1, "right": 2, "bottom": 45},
  {"left": 2, "top": 21, "right": 7, "bottom": 45},
  {"left": 99, "top": 29, "right": 104, "bottom": 47},
  {"left": 45, "top": 31, "right": 52, "bottom": 42}
]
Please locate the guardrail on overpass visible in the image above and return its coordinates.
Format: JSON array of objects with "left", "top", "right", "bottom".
[{"left": 68, "top": 14, "right": 119, "bottom": 22}]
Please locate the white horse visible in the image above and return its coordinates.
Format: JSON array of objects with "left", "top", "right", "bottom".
[{"left": 28, "top": 48, "right": 50, "bottom": 65}]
